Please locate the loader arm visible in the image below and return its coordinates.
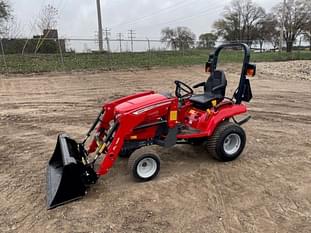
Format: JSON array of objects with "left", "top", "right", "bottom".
[
  {"left": 96, "top": 112, "right": 145, "bottom": 175},
  {"left": 88, "top": 91, "right": 155, "bottom": 153},
  {"left": 96, "top": 99, "right": 177, "bottom": 176}
]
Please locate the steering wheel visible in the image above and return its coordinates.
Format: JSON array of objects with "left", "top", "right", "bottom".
[{"left": 174, "top": 80, "right": 194, "bottom": 99}]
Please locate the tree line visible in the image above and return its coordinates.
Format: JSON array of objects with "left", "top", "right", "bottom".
[
  {"left": 1, "top": 0, "right": 310, "bottom": 53},
  {"left": 161, "top": 0, "right": 311, "bottom": 52}
]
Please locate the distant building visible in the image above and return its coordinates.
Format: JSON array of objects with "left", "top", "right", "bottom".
[
  {"left": 33, "top": 29, "right": 66, "bottom": 52},
  {"left": 2, "top": 29, "right": 66, "bottom": 54},
  {"left": 43, "top": 29, "right": 58, "bottom": 39}
]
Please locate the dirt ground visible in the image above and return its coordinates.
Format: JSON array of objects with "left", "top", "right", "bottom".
[{"left": 0, "top": 61, "right": 311, "bottom": 233}]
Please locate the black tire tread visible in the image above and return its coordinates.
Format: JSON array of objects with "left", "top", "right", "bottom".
[
  {"left": 206, "top": 121, "right": 245, "bottom": 161},
  {"left": 127, "top": 146, "right": 160, "bottom": 181}
]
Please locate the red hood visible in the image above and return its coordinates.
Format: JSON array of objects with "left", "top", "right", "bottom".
[{"left": 115, "top": 93, "right": 169, "bottom": 114}]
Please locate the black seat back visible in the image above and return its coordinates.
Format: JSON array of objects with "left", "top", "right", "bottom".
[{"left": 204, "top": 70, "right": 227, "bottom": 97}]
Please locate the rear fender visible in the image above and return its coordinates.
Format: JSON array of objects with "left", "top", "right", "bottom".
[{"left": 206, "top": 104, "right": 247, "bottom": 136}]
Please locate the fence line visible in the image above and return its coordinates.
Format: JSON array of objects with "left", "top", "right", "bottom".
[
  {"left": 0, "top": 37, "right": 309, "bottom": 74},
  {"left": 0, "top": 37, "right": 299, "bottom": 53},
  {"left": 57, "top": 39, "right": 65, "bottom": 69},
  {"left": 0, "top": 39, "right": 8, "bottom": 74}
]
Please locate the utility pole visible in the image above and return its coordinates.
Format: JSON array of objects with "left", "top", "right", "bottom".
[
  {"left": 128, "top": 29, "right": 136, "bottom": 52},
  {"left": 146, "top": 37, "right": 151, "bottom": 51},
  {"left": 116, "top": 33, "right": 123, "bottom": 52},
  {"left": 280, "top": 0, "right": 286, "bottom": 52},
  {"left": 96, "top": 0, "right": 103, "bottom": 52},
  {"left": 104, "top": 28, "right": 111, "bottom": 52},
  {"left": 146, "top": 37, "right": 151, "bottom": 68}
]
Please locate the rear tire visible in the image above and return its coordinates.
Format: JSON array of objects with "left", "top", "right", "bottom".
[
  {"left": 206, "top": 121, "right": 246, "bottom": 161},
  {"left": 128, "top": 147, "right": 161, "bottom": 181}
]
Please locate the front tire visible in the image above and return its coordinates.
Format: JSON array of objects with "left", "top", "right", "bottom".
[
  {"left": 119, "top": 148, "right": 136, "bottom": 158},
  {"left": 128, "top": 147, "right": 161, "bottom": 181},
  {"left": 206, "top": 121, "right": 246, "bottom": 161}
]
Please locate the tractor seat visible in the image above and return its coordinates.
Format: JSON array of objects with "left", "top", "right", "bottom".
[{"left": 190, "top": 70, "right": 227, "bottom": 109}]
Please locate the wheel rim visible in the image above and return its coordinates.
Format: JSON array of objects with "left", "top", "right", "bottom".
[
  {"left": 137, "top": 157, "right": 157, "bottom": 178},
  {"left": 223, "top": 133, "right": 241, "bottom": 156}
]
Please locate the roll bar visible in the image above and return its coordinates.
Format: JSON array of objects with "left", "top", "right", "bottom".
[{"left": 208, "top": 43, "right": 253, "bottom": 104}]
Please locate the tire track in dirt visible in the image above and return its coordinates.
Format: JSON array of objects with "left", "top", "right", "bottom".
[{"left": 1, "top": 63, "right": 311, "bottom": 232}]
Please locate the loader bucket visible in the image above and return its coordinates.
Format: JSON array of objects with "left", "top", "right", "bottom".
[{"left": 47, "top": 134, "right": 87, "bottom": 209}]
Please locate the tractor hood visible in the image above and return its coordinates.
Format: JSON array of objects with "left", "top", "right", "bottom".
[{"left": 115, "top": 93, "right": 169, "bottom": 114}]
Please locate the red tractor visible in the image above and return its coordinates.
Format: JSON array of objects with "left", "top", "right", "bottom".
[{"left": 47, "top": 43, "right": 256, "bottom": 209}]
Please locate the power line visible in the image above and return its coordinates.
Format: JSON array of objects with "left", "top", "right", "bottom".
[
  {"left": 108, "top": 0, "right": 282, "bottom": 33},
  {"left": 135, "top": 4, "right": 225, "bottom": 30},
  {"left": 104, "top": 28, "right": 111, "bottom": 52},
  {"left": 128, "top": 29, "right": 136, "bottom": 52},
  {"left": 110, "top": 0, "right": 204, "bottom": 29},
  {"left": 116, "top": 33, "right": 123, "bottom": 52}
]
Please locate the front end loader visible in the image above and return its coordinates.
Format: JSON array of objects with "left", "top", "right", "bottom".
[{"left": 47, "top": 43, "right": 256, "bottom": 209}]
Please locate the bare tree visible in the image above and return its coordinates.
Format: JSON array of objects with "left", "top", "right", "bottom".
[
  {"left": 198, "top": 33, "right": 218, "bottom": 49},
  {"left": 302, "top": 3, "right": 311, "bottom": 50},
  {"left": 213, "top": 0, "right": 266, "bottom": 46},
  {"left": 161, "top": 27, "right": 177, "bottom": 50},
  {"left": 272, "top": 0, "right": 310, "bottom": 52},
  {"left": 37, "top": 4, "right": 58, "bottom": 33},
  {"left": 0, "top": 0, "right": 11, "bottom": 36},
  {"left": 34, "top": 4, "right": 59, "bottom": 54},
  {"left": 303, "top": 24, "right": 311, "bottom": 51},
  {"left": 3, "top": 17, "right": 22, "bottom": 38},
  {"left": 161, "top": 26, "right": 196, "bottom": 50},
  {"left": 255, "top": 14, "right": 279, "bottom": 51}
]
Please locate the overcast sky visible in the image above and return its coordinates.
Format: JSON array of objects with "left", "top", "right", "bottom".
[
  {"left": 11, "top": 0, "right": 282, "bottom": 38},
  {"left": 10, "top": 0, "right": 282, "bottom": 51}
]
